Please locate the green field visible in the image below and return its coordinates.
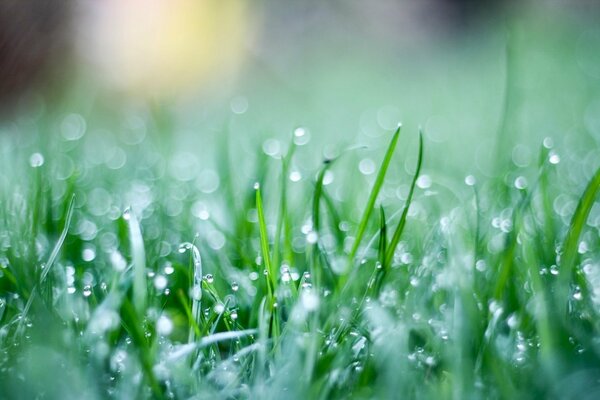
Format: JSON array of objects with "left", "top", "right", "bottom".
[{"left": 2, "top": 6, "right": 600, "bottom": 399}]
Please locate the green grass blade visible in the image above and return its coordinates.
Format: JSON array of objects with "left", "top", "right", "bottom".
[
  {"left": 378, "top": 205, "right": 387, "bottom": 269},
  {"left": 312, "top": 160, "right": 331, "bottom": 234},
  {"left": 559, "top": 166, "right": 600, "bottom": 309},
  {"left": 349, "top": 125, "right": 402, "bottom": 260},
  {"left": 40, "top": 195, "right": 75, "bottom": 283},
  {"left": 273, "top": 140, "right": 296, "bottom": 271},
  {"left": 385, "top": 132, "right": 423, "bottom": 267},
  {"left": 124, "top": 207, "right": 147, "bottom": 317}
]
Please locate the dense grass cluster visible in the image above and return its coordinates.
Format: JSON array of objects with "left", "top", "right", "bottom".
[{"left": 1, "top": 107, "right": 600, "bottom": 399}]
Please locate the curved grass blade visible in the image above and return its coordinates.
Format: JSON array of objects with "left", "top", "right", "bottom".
[
  {"left": 559, "top": 166, "right": 600, "bottom": 310},
  {"left": 18, "top": 195, "right": 75, "bottom": 335},
  {"left": 273, "top": 140, "right": 296, "bottom": 270},
  {"left": 349, "top": 125, "right": 402, "bottom": 260},
  {"left": 312, "top": 159, "right": 332, "bottom": 234},
  {"left": 384, "top": 132, "right": 423, "bottom": 267},
  {"left": 378, "top": 205, "right": 387, "bottom": 268},
  {"left": 124, "top": 207, "right": 147, "bottom": 316}
]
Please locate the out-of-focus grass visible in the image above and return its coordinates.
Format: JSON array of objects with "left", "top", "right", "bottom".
[{"left": 2, "top": 8, "right": 600, "bottom": 400}]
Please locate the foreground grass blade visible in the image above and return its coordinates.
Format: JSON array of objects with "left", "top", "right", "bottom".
[
  {"left": 256, "top": 183, "right": 280, "bottom": 339},
  {"left": 312, "top": 160, "right": 331, "bottom": 234},
  {"left": 559, "top": 166, "right": 600, "bottom": 310},
  {"left": 124, "top": 207, "right": 147, "bottom": 317},
  {"left": 385, "top": 132, "right": 423, "bottom": 267},
  {"left": 40, "top": 195, "right": 75, "bottom": 283},
  {"left": 18, "top": 196, "right": 75, "bottom": 333},
  {"left": 273, "top": 140, "right": 296, "bottom": 270},
  {"left": 349, "top": 124, "right": 402, "bottom": 260}
]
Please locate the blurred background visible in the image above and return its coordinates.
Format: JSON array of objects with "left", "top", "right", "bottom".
[{"left": 1, "top": 0, "right": 600, "bottom": 177}]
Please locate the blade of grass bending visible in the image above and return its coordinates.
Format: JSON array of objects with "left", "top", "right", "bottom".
[
  {"left": 273, "top": 140, "right": 296, "bottom": 272},
  {"left": 41, "top": 195, "right": 75, "bottom": 283},
  {"left": 349, "top": 124, "right": 402, "bottom": 260},
  {"left": 559, "top": 166, "right": 600, "bottom": 311},
  {"left": 124, "top": 207, "right": 147, "bottom": 317},
  {"left": 121, "top": 298, "right": 164, "bottom": 399},
  {"left": 378, "top": 205, "right": 387, "bottom": 267},
  {"left": 255, "top": 183, "right": 277, "bottom": 305},
  {"left": 385, "top": 132, "right": 423, "bottom": 267},
  {"left": 179, "top": 241, "right": 203, "bottom": 344},
  {"left": 313, "top": 159, "right": 333, "bottom": 233},
  {"left": 18, "top": 195, "right": 75, "bottom": 335}
]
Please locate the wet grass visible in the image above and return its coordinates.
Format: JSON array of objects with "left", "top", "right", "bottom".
[{"left": 1, "top": 107, "right": 600, "bottom": 400}]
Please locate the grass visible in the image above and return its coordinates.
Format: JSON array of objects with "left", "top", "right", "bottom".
[
  {"left": 1, "top": 112, "right": 600, "bottom": 399},
  {"left": 2, "top": 11, "right": 600, "bottom": 398}
]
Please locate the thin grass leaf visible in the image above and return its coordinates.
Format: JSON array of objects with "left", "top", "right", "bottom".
[
  {"left": 273, "top": 140, "right": 296, "bottom": 270},
  {"left": 385, "top": 132, "right": 423, "bottom": 267},
  {"left": 378, "top": 205, "right": 387, "bottom": 267},
  {"left": 349, "top": 124, "right": 402, "bottom": 260},
  {"left": 313, "top": 159, "right": 332, "bottom": 233},
  {"left": 124, "top": 207, "right": 147, "bottom": 316},
  {"left": 179, "top": 241, "right": 203, "bottom": 344},
  {"left": 255, "top": 183, "right": 275, "bottom": 292},
  {"left": 559, "top": 166, "right": 600, "bottom": 309},
  {"left": 17, "top": 195, "right": 75, "bottom": 334}
]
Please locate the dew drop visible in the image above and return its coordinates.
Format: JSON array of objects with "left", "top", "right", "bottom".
[
  {"left": 289, "top": 171, "right": 302, "bottom": 182},
  {"left": 358, "top": 159, "right": 376, "bottom": 175},
  {"left": 302, "top": 291, "right": 320, "bottom": 311},
  {"left": 156, "top": 315, "right": 173, "bottom": 336},
  {"left": 29, "top": 153, "right": 44, "bottom": 168},
  {"left": 154, "top": 275, "right": 168, "bottom": 290},
  {"left": 204, "top": 274, "right": 214, "bottom": 284},
  {"left": 164, "top": 263, "right": 175, "bottom": 275},
  {"left": 416, "top": 175, "right": 432, "bottom": 189},
  {"left": 306, "top": 231, "right": 318, "bottom": 244},
  {"left": 543, "top": 137, "right": 554, "bottom": 149},
  {"left": 214, "top": 303, "right": 225, "bottom": 314},
  {"left": 465, "top": 175, "right": 476, "bottom": 186},
  {"left": 231, "top": 282, "right": 239, "bottom": 292},
  {"left": 549, "top": 151, "right": 561, "bottom": 165},
  {"left": 514, "top": 176, "right": 528, "bottom": 190}
]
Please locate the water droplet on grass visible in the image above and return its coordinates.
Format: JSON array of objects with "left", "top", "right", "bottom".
[
  {"left": 416, "top": 175, "right": 432, "bottom": 189},
  {"left": 154, "top": 275, "right": 168, "bottom": 290},
  {"left": 358, "top": 158, "right": 376, "bottom": 175},
  {"left": 204, "top": 274, "right": 214, "bottom": 284},
  {"left": 29, "top": 153, "right": 44, "bottom": 168},
  {"left": 301, "top": 291, "right": 319, "bottom": 311},
  {"left": 214, "top": 303, "right": 225, "bottom": 314},
  {"left": 543, "top": 137, "right": 554, "bottom": 149},
  {"left": 231, "top": 282, "right": 239, "bottom": 292},
  {"left": 156, "top": 315, "right": 173, "bottom": 336},
  {"left": 465, "top": 175, "right": 476, "bottom": 186},
  {"left": 164, "top": 263, "right": 174, "bottom": 275},
  {"left": 514, "top": 176, "right": 528, "bottom": 190}
]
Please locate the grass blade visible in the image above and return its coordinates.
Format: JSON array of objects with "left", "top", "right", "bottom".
[
  {"left": 349, "top": 124, "right": 402, "bottom": 260},
  {"left": 559, "top": 166, "right": 600, "bottom": 311},
  {"left": 124, "top": 207, "right": 147, "bottom": 316},
  {"left": 384, "top": 132, "right": 423, "bottom": 267}
]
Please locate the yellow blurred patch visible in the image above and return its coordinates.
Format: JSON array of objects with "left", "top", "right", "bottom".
[{"left": 79, "top": 0, "right": 248, "bottom": 97}]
